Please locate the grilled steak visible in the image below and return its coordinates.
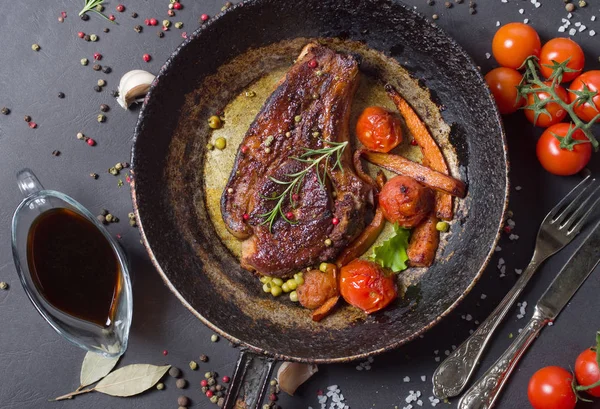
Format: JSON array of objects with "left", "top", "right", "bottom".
[{"left": 221, "top": 44, "right": 372, "bottom": 277}]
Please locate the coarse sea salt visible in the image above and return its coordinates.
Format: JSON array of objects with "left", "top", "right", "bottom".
[
  {"left": 569, "top": 28, "right": 577, "bottom": 35},
  {"left": 481, "top": 293, "right": 487, "bottom": 300},
  {"left": 519, "top": 8, "right": 524, "bottom": 14},
  {"left": 590, "top": 30, "right": 596, "bottom": 36}
]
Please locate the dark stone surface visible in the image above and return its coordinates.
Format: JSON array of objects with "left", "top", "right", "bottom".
[{"left": 0, "top": 1, "right": 599, "bottom": 408}]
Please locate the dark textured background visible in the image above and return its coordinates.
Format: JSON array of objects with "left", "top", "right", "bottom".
[{"left": 1, "top": 1, "right": 600, "bottom": 408}]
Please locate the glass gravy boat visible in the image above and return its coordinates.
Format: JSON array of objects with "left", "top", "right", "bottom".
[{"left": 11, "top": 169, "right": 132, "bottom": 357}]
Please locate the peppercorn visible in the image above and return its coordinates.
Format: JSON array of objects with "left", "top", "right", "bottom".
[
  {"left": 77, "top": 132, "right": 85, "bottom": 140},
  {"left": 469, "top": 6, "right": 476, "bottom": 14},
  {"left": 176, "top": 379, "right": 187, "bottom": 389},
  {"left": 81, "top": 13, "right": 90, "bottom": 20},
  {"left": 168, "top": 10, "right": 176, "bottom": 17},
  {"left": 94, "top": 85, "right": 102, "bottom": 92},
  {"left": 189, "top": 361, "right": 198, "bottom": 370},
  {"left": 102, "top": 66, "right": 112, "bottom": 74},
  {"left": 156, "top": 382, "right": 165, "bottom": 390},
  {"left": 177, "top": 396, "right": 189, "bottom": 407},
  {"left": 90, "top": 173, "right": 98, "bottom": 179},
  {"left": 222, "top": 375, "right": 230, "bottom": 383},
  {"left": 174, "top": 21, "right": 183, "bottom": 29},
  {"left": 52, "top": 150, "right": 61, "bottom": 156},
  {"left": 427, "top": 0, "right": 434, "bottom": 4},
  {"left": 208, "top": 115, "right": 222, "bottom": 129},
  {"left": 207, "top": 377, "right": 216, "bottom": 386},
  {"left": 116, "top": 4, "right": 125, "bottom": 12},
  {"left": 445, "top": 1, "right": 452, "bottom": 7},
  {"left": 455, "top": 0, "right": 463, "bottom": 3},
  {"left": 174, "top": 2, "right": 183, "bottom": 10},
  {"left": 436, "top": 221, "right": 450, "bottom": 232},
  {"left": 84, "top": 35, "right": 91, "bottom": 41},
  {"left": 432, "top": 14, "right": 439, "bottom": 20},
  {"left": 200, "top": 354, "right": 208, "bottom": 362},
  {"left": 97, "top": 79, "right": 106, "bottom": 87},
  {"left": 205, "top": 372, "right": 212, "bottom": 379},
  {"left": 214, "top": 137, "right": 226, "bottom": 150},
  {"left": 58, "top": 92, "right": 65, "bottom": 99},
  {"left": 157, "top": 31, "right": 165, "bottom": 38},
  {"left": 24, "top": 115, "right": 31, "bottom": 122},
  {"left": 579, "top": 0, "right": 587, "bottom": 7},
  {"left": 294, "top": 115, "right": 302, "bottom": 123},
  {"left": 103, "top": 27, "right": 110, "bottom": 33},
  {"left": 0, "top": 282, "right": 8, "bottom": 290},
  {"left": 211, "top": 334, "right": 219, "bottom": 342},
  {"left": 105, "top": 214, "right": 114, "bottom": 223},
  {"left": 110, "top": 90, "right": 119, "bottom": 97},
  {"left": 216, "top": 391, "right": 224, "bottom": 398},
  {"left": 217, "top": 398, "right": 225, "bottom": 408},
  {"left": 269, "top": 393, "right": 277, "bottom": 401},
  {"left": 29, "top": 122, "right": 38, "bottom": 129},
  {"left": 215, "top": 384, "right": 223, "bottom": 391},
  {"left": 1, "top": 107, "right": 10, "bottom": 115},
  {"left": 128, "top": 218, "right": 136, "bottom": 227},
  {"left": 93, "top": 64, "right": 102, "bottom": 71},
  {"left": 324, "top": 238, "right": 332, "bottom": 246},
  {"left": 202, "top": 386, "right": 209, "bottom": 393},
  {"left": 100, "top": 104, "right": 110, "bottom": 112},
  {"left": 131, "top": 11, "right": 138, "bottom": 17},
  {"left": 209, "top": 385, "right": 217, "bottom": 392},
  {"left": 100, "top": 209, "right": 108, "bottom": 216},
  {"left": 90, "top": 34, "right": 98, "bottom": 42},
  {"left": 206, "top": 390, "right": 214, "bottom": 398},
  {"left": 167, "top": 366, "right": 182, "bottom": 378},
  {"left": 134, "top": 25, "right": 142, "bottom": 33},
  {"left": 32, "top": 43, "right": 40, "bottom": 51},
  {"left": 210, "top": 396, "right": 218, "bottom": 404},
  {"left": 108, "top": 14, "right": 115, "bottom": 21},
  {"left": 95, "top": 4, "right": 104, "bottom": 11},
  {"left": 109, "top": 167, "right": 119, "bottom": 175},
  {"left": 201, "top": 13, "right": 209, "bottom": 21},
  {"left": 97, "top": 114, "right": 107, "bottom": 124},
  {"left": 143, "top": 54, "right": 152, "bottom": 62},
  {"left": 81, "top": 58, "right": 89, "bottom": 66}
]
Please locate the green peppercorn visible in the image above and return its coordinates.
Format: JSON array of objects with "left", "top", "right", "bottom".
[
  {"left": 81, "top": 58, "right": 89, "bottom": 66},
  {"left": 289, "top": 291, "right": 298, "bottom": 302},
  {"left": 260, "top": 276, "right": 272, "bottom": 284},
  {"left": 270, "top": 285, "right": 282, "bottom": 297},
  {"left": 162, "top": 19, "right": 171, "bottom": 27},
  {"left": 286, "top": 279, "right": 298, "bottom": 291},
  {"left": 105, "top": 214, "right": 114, "bottom": 223},
  {"left": 579, "top": 0, "right": 587, "bottom": 7},
  {"left": 262, "top": 283, "right": 272, "bottom": 293},
  {"left": 208, "top": 115, "right": 222, "bottom": 129},
  {"left": 156, "top": 382, "right": 165, "bottom": 390},
  {"left": 32, "top": 44, "right": 40, "bottom": 51},
  {"left": 97, "top": 79, "right": 106, "bottom": 87},
  {"left": 324, "top": 238, "right": 332, "bottom": 246},
  {"left": 207, "top": 377, "right": 216, "bottom": 386},
  {"left": 205, "top": 372, "right": 212, "bottom": 379},
  {"left": 90, "top": 34, "right": 98, "bottom": 42},
  {"left": 97, "top": 114, "right": 106, "bottom": 123},
  {"left": 95, "top": 4, "right": 104, "bottom": 11},
  {"left": 175, "top": 22, "right": 183, "bottom": 29},
  {"left": 202, "top": 386, "right": 209, "bottom": 393},
  {"left": 189, "top": 360, "right": 198, "bottom": 370},
  {"left": 312, "top": 131, "right": 320, "bottom": 137},
  {"left": 263, "top": 405, "right": 271, "bottom": 409},
  {"left": 176, "top": 379, "right": 187, "bottom": 389},
  {"left": 0, "top": 282, "right": 9, "bottom": 290},
  {"left": 210, "top": 396, "right": 218, "bottom": 404},
  {"left": 109, "top": 167, "right": 119, "bottom": 175},
  {"left": 114, "top": 163, "right": 123, "bottom": 171},
  {"left": 206, "top": 143, "right": 214, "bottom": 150},
  {"left": 211, "top": 334, "right": 219, "bottom": 342},
  {"left": 214, "top": 137, "right": 226, "bottom": 150},
  {"left": 128, "top": 212, "right": 135, "bottom": 219},
  {"left": 294, "top": 115, "right": 302, "bottom": 123},
  {"left": 264, "top": 147, "right": 271, "bottom": 154},
  {"left": 77, "top": 132, "right": 85, "bottom": 140},
  {"left": 436, "top": 221, "right": 450, "bottom": 232},
  {"left": 270, "top": 379, "right": 278, "bottom": 386},
  {"left": 129, "top": 218, "right": 137, "bottom": 227},
  {"left": 285, "top": 131, "right": 291, "bottom": 137},
  {"left": 319, "top": 262, "right": 328, "bottom": 272}
]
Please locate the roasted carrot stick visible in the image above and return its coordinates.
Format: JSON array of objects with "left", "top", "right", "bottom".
[
  {"left": 407, "top": 214, "right": 440, "bottom": 267},
  {"left": 312, "top": 296, "right": 340, "bottom": 322},
  {"left": 336, "top": 172, "right": 387, "bottom": 268},
  {"left": 360, "top": 150, "right": 466, "bottom": 198},
  {"left": 385, "top": 84, "right": 455, "bottom": 220}
]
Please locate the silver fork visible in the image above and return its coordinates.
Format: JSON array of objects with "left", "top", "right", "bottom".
[{"left": 432, "top": 175, "right": 599, "bottom": 399}]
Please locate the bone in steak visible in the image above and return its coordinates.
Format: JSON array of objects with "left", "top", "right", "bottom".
[{"left": 221, "top": 43, "right": 372, "bottom": 278}]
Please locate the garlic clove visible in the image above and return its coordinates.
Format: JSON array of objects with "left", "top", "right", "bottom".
[
  {"left": 116, "top": 70, "right": 156, "bottom": 109},
  {"left": 276, "top": 362, "right": 318, "bottom": 396}
]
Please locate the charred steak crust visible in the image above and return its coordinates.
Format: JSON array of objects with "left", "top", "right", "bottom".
[{"left": 221, "top": 44, "right": 372, "bottom": 277}]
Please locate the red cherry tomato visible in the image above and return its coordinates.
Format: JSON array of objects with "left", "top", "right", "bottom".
[
  {"left": 539, "top": 38, "right": 585, "bottom": 83},
  {"left": 339, "top": 259, "right": 397, "bottom": 314},
  {"left": 485, "top": 67, "right": 524, "bottom": 115},
  {"left": 492, "top": 23, "right": 541, "bottom": 69},
  {"left": 575, "top": 348, "right": 600, "bottom": 397},
  {"left": 379, "top": 176, "right": 434, "bottom": 228},
  {"left": 524, "top": 82, "right": 569, "bottom": 127},
  {"left": 528, "top": 366, "right": 576, "bottom": 409},
  {"left": 355, "top": 106, "right": 403, "bottom": 152},
  {"left": 536, "top": 123, "right": 591, "bottom": 176},
  {"left": 569, "top": 71, "right": 600, "bottom": 123}
]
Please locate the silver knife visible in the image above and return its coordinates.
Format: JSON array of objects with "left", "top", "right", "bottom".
[{"left": 458, "top": 218, "right": 600, "bottom": 409}]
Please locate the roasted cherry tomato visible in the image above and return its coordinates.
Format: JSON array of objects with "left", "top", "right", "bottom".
[
  {"left": 524, "top": 82, "right": 569, "bottom": 127},
  {"left": 536, "top": 123, "right": 591, "bottom": 176},
  {"left": 575, "top": 348, "right": 600, "bottom": 397},
  {"left": 569, "top": 71, "right": 600, "bottom": 123},
  {"left": 339, "top": 259, "right": 397, "bottom": 314},
  {"left": 356, "top": 106, "right": 403, "bottom": 152},
  {"left": 492, "top": 23, "right": 541, "bottom": 69},
  {"left": 485, "top": 67, "right": 524, "bottom": 115},
  {"left": 528, "top": 366, "right": 576, "bottom": 409},
  {"left": 539, "top": 38, "right": 585, "bottom": 83},
  {"left": 379, "top": 175, "right": 434, "bottom": 228}
]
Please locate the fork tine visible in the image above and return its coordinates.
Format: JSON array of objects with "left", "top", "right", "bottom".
[
  {"left": 565, "top": 185, "right": 600, "bottom": 234},
  {"left": 550, "top": 175, "right": 595, "bottom": 224}
]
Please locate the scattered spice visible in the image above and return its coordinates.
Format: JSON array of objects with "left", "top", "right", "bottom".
[
  {"left": 94, "top": 85, "right": 102, "bottom": 92},
  {"left": 245, "top": 90, "right": 256, "bottom": 98},
  {"left": 108, "top": 14, "right": 115, "bottom": 21},
  {"left": 579, "top": 0, "right": 587, "bottom": 7},
  {"left": 1, "top": 107, "right": 10, "bottom": 115},
  {"left": 28, "top": 122, "right": 37, "bottom": 129},
  {"left": 211, "top": 334, "right": 219, "bottom": 342},
  {"left": 200, "top": 13, "right": 209, "bottom": 22},
  {"left": 189, "top": 361, "right": 198, "bottom": 370},
  {"left": 84, "top": 34, "right": 91, "bottom": 41},
  {"left": 116, "top": 4, "right": 125, "bottom": 12},
  {"left": 134, "top": 25, "right": 142, "bottom": 33},
  {"left": 131, "top": 12, "right": 138, "bottom": 18},
  {"left": 90, "top": 173, "right": 99, "bottom": 179},
  {"left": 199, "top": 354, "right": 208, "bottom": 362},
  {"left": 58, "top": 92, "right": 65, "bottom": 98},
  {"left": 100, "top": 104, "right": 110, "bottom": 112},
  {"left": 432, "top": 14, "right": 439, "bottom": 20},
  {"left": 97, "top": 79, "right": 106, "bottom": 87},
  {"left": 78, "top": 31, "right": 85, "bottom": 38},
  {"left": 93, "top": 64, "right": 102, "bottom": 71},
  {"left": 168, "top": 10, "right": 176, "bottom": 17},
  {"left": 94, "top": 52, "right": 102, "bottom": 60},
  {"left": 97, "top": 114, "right": 106, "bottom": 122},
  {"left": 324, "top": 238, "right": 332, "bottom": 246},
  {"left": 32, "top": 44, "right": 40, "bottom": 51},
  {"left": 173, "top": 2, "right": 183, "bottom": 10},
  {"left": 0, "top": 282, "right": 8, "bottom": 290},
  {"left": 222, "top": 376, "right": 230, "bottom": 383},
  {"left": 103, "top": 27, "right": 109, "bottom": 33},
  {"left": 175, "top": 22, "right": 183, "bottom": 29},
  {"left": 143, "top": 54, "right": 152, "bottom": 62},
  {"left": 157, "top": 31, "right": 164, "bottom": 38},
  {"left": 81, "top": 58, "right": 89, "bottom": 66},
  {"left": 97, "top": 215, "right": 107, "bottom": 224},
  {"left": 90, "top": 34, "right": 98, "bottom": 42},
  {"left": 156, "top": 382, "right": 164, "bottom": 390},
  {"left": 177, "top": 396, "right": 189, "bottom": 407},
  {"left": 81, "top": 13, "right": 90, "bottom": 21},
  {"left": 176, "top": 379, "right": 187, "bottom": 389},
  {"left": 149, "top": 18, "right": 158, "bottom": 26},
  {"left": 162, "top": 350, "right": 168, "bottom": 356},
  {"left": 566, "top": 3, "right": 575, "bottom": 12},
  {"left": 162, "top": 19, "right": 171, "bottom": 27},
  {"left": 52, "top": 150, "right": 61, "bottom": 157},
  {"left": 208, "top": 115, "right": 222, "bottom": 129},
  {"left": 24, "top": 115, "right": 31, "bottom": 122},
  {"left": 87, "top": 138, "right": 96, "bottom": 146}
]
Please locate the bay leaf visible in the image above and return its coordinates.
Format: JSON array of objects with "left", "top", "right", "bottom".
[
  {"left": 80, "top": 352, "right": 120, "bottom": 388},
  {"left": 94, "top": 364, "right": 171, "bottom": 397}
]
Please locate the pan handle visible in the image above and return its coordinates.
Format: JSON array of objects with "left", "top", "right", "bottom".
[{"left": 223, "top": 350, "right": 276, "bottom": 409}]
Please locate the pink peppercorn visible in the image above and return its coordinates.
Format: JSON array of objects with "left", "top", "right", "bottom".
[
  {"left": 332, "top": 217, "right": 339, "bottom": 225},
  {"left": 242, "top": 213, "right": 250, "bottom": 221},
  {"left": 503, "top": 226, "right": 512, "bottom": 234},
  {"left": 116, "top": 234, "right": 122, "bottom": 239},
  {"left": 61, "top": 11, "right": 67, "bottom": 18},
  {"left": 162, "top": 25, "right": 169, "bottom": 31},
  {"left": 181, "top": 32, "right": 187, "bottom": 38},
  {"left": 108, "top": 14, "right": 115, "bottom": 21},
  {"left": 86, "top": 138, "right": 96, "bottom": 146},
  {"left": 28, "top": 122, "right": 37, "bottom": 129},
  {"left": 162, "top": 349, "right": 168, "bottom": 356},
  {"left": 173, "top": 2, "right": 183, "bottom": 10},
  {"left": 143, "top": 54, "right": 151, "bottom": 62},
  {"left": 200, "top": 379, "right": 208, "bottom": 387},
  {"left": 116, "top": 4, "right": 125, "bottom": 12},
  {"left": 93, "top": 52, "right": 102, "bottom": 60},
  {"left": 78, "top": 31, "right": 85, "bottom": 38},
  {"left": 206, "top": 390, "right": 214, "bottom": 398},
  {"left": 168, "top": 9, "right": 175, "bottom": 17},
  {"left": 285, "top": 212, "right": 294, "bottom": 220},
  {"left": 201, "top": 13, "right": 209, "bottom": 21},
  {"left": 222, "top": 376, "right": 230, "bottom": 383},
  {"left": 308, "top": 59, "right": 318, "bottom": 68},
  {"left": 292, "top": 193, "right": 299, "bottom": 201},
  {"left": 410, "top": 139, "right": 418, "bottom": 146},
  {"left": 241, "top": 145, "right": 248, "bottom": 154},
  {"left": 144, "top": 18, "right": 150, "bottom": 25},
  {"left": 149, "top": 17, "right": 158, "bottom": 26},
  {"left": 269, "top": 393, "right": 277, "bottom": 401}
]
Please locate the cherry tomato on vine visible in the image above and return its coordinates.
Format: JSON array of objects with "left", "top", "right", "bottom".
[
  {"left": 575, "top": 348, "right": 600, "bottom": 397},
  {"left": 355, "top": 106, "right": 403, "bottom": 152},
  {"left": 524, "top": 82, "right": 569, "bottom": 128},
  {"left": 485, "top": 67, "right": 524, "bottom": 115},
  {"left": 536, "top": 123, "right": 591, "bottom": 176},
  {"left": 569, "top": 71, "right": 600, "bottom": 123},
  {"left": 528, "top": 366, "right": 577, "bottom": 409},
  {"left": 539, "top": 38, "right": 585, "bottom": 83},
  {"left": 492, "top": 23, "right": 541, "bottom": 69},
  {"left": 339, "top": 259, "right": 397, "bottom": 314}
]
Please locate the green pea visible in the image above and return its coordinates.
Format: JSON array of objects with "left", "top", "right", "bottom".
[
  {"left": 319, "top": 262, "right": 328, "bottom": 273},
  {"left": 294, "top": 276, "right": 304, "bottom": 286},
  {"left": 215, "top": 137, "right": 226, "bottom": 150},
  {"left": 436, "top": 221, "right": 450, "bottom": 232},
  {"left": 282, "top": 282, "right": 290, "bottom": 293},
  {"left": 262, "top": 283, "right": 272, "bottom": 293},
  {"left": 286, "top": 279, "right": 298, "bottom": 291},
  {"left": 272, "top": 278, "right": 283, "bottom": 286},
  {"left": 289, "top": 291, "right": 298, "bottom": 302},
  {"left": 270, "top": 285, "right": 282, "bottom": 297},
  {"left": 208, "top": 115, "right": 222, "bottom": 129},
  {"left": 259, "top": 276, "right": 272, "bottom": 284}
]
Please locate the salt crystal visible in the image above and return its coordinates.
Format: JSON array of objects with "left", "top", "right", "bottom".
[
  {"left": 519, "top": 8, "right": 524, "bottom": 14},
  {"left": 421, "top": 376, "right": 426, "bottom": 382},
  {"left": 356, "top": 365, "right": 363, "bottom": 370},
  {"left": 568, "top": 12, "right": 573, "bottom": 18},
  {"left": 452, "top": 345, "right": 456, "bottom": 350},
  {"left": 524, "top": 18, "right": 529, "bottom": 24},
  {"left": 592, "top": 16, "right": 597, "bottom": 21},
  {"left": 509, "top": 234, "right": 520, "bottom": 241},
  {"left": 496, "top": 21, "right": 501, "bottom": 26},
  {"left": 328, "top": 385, "right": 338, "bottom": 391},
  {"left": 481, "top": 294, "right": 487, "bottom": 300},
  {"left": 501, "top": 0, "right": 507, "bottom": 3},
  {"left": 485, "top": 52, "right": 491, "bottom": 59},
  {"left": 515, "top": 269, "right": 523, "bottom": 275},
  {"left": 579, "top": 25, "right": 587, "bottom": 32},
  {"left": 444, "top": 350, "right": 450, "bottom": 356},
  {"left": 575, "top": 21, "right": 582, "bottom": 27},
  {"left": 558, "top": 26, "right": 566, "bottom": 33},
  {"left": 590, "top": 30, "right": 596, "bottom": 36},
  {"left": 495, "top": 246, "right": 502, "bottom": 252},
  {"left": 548, "top": 322, "right": 554, "bottom": 326},
  {"left": 475, "top": 321, "right": 479, "bottom": 325},
  {"left": 569, "top": 28, "right": 577, "bottom": 35},
  {"left": 404, "top": 376, "right": 411, "bottom": 382},
  {"left": 498, "top": 257, "right": 505, "bottom": 265},
  {"left": 417, "top": 401, "right": 423, "bottom": 407},
  {"left": 469, "top": 329, "right": 474, "bottom": 334},
  {"left": 435, "top": 356, "right": 440, "bottom": 362},
  {"left": 535, "top": 2, "right": 541, "bottom": 7},
  {"left": 466, "top": 314, "right": 473, "bottom": 321},
  {"left": 507, "top": 219, "right": 515, "bottom": 227},
  {"left": 515, "top": 186, "right": 522, "bottom": 191}
]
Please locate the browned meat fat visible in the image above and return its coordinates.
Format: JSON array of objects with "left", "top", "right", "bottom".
[{"left": 220, "top": 44, "right": 372, "bottom": 277}]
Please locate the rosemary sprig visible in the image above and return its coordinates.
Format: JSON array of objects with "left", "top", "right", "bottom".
[
  {"left": 79, "top": 0, "right": 114, "bottom": 23},
  {"left": 259, "top": 140, "right": 348, "bottom": 232},
  {"left": 517, "top": 56, "right": 599, "bottom": 151}
]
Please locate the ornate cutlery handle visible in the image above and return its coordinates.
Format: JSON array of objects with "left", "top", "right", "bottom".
[
  {"left": 432, "top": 258, "right": 542, "bottom": 399},
  {"left": 457, "top": 309, "right": 547, "bottom": 409}
]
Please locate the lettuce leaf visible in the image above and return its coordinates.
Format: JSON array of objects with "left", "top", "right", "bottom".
[{"left": 369, "top": 225, "right": 410, "bottom": 273}]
